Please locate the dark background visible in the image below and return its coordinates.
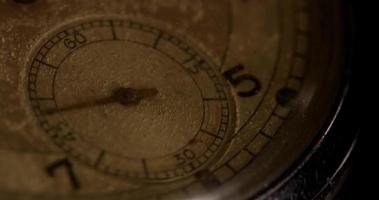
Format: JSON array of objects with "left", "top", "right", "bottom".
[{"left": 335, "top": 1, "right": 365, "bottom": 199}]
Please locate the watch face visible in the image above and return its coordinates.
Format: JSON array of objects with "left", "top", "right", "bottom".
[{"left": 0, "top": 0, "right": 350, "bottom": 199}]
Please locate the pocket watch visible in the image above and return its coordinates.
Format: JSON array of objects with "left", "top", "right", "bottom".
[{"left": 0, "top": 0, "right": 358, "bottom": 199}]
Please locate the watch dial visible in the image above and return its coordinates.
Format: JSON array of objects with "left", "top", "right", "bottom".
[{"left": 0, "top": 0, "right": 345, "bottom": 199}]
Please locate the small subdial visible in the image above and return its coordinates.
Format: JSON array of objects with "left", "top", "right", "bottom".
[{"left": 28, "top": 19, "right": 236, "bottom": 182}]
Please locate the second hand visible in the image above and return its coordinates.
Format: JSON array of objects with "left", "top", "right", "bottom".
[{"left": 46, "top": 87, "right": 158, "bottom": 115}]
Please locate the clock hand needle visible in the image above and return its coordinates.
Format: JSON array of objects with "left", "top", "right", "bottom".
[{"left": 45, "top": 87, "right": 158, "bottom": 115}]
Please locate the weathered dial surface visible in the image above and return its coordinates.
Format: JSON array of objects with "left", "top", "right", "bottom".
[
  {"left": 0, "top": 0, "right": 345, "bottom": 199},
  {"left": 28, "top": 18, "right": 236, "bottom": 182}
]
